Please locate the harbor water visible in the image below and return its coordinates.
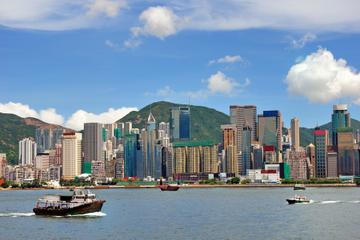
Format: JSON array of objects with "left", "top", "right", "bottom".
[{"left": 1, "top": 187, "right": 360, "bottom": 239}]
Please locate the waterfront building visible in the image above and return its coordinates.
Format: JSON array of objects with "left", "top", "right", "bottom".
[
  {"left": 306, "top": 144, "right": 316, "bottom": 178},
  {"left": 241, "top": 126, "right": 252, "bottom": 175},
  {"left": 258, "top": 110, "right": 282, "bottom": 162},
  {"left": 230, "top": 105, "right": 257, "bottom": 174},
  {"left": 142, "top": 112, "right": 158, "bottom": 178},
  {"left": 337, "top": 128, "right": 359, "bottom": 176},
  {"left": 332, "top": 104, "right": 351, "bottom": 146},
  {"left": 19, "top": 138, "right": 37, "bottom": 166},
  {"left": 124, "top": 133, "right": 139, "bottom": 177},
  {"left": 221, "top": 124, "right": 238, "bottom": 175},
  {"left": 0, "top": 153, "right": 6, "bottom": 178},
  {"left": 173, "top": 140, "right": 218, "bottom": 175},
  {"left": 263, "top": 145, "right": 276, "bottom": 164},
  {"left": 83, "top": 123, "right": 103, "bottom": 173},
  {"left": 314, "top": 129, "right": 328, "bottom": 178},
  {"left": 291, "top": 118, "right": 300, "bottom": 151},
  {"left": 62, "top": 132, "right": 82, "bottom": 180},
  {"left": 170, "top": 106, "right": 191, "bottom": 141},
  {"left": 327, "top": 149, "right": 338, "bottom": 178},
  {"left": 35, "top": 153, "right": 50, "bottom": 171},
  {"left": 287, "top": 149, "right": 308, "bottom": 180},
  {"left": 252, "top": 145, "right": 264, "bottom": 169}
]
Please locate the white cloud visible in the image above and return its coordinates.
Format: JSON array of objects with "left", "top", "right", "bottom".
[
  {"left": 207, "top": 71, "right": 239, "bottom": 94},
  {"left": 289, "top": 33, "right": 317, "bottom": 49},
  {"left": 0, "top": 102, "right": 137, "bottom": 130},
  {"left": 0, "top": 0, "right": 126, "bottom": 30},
  {"left": 123, "top": 37, "right": 142, "bottom": 49},
  {"left": 209, "top": 55, "right": 244, "bottom": 65},
  {"left": 86, "top": 0, "right": 126, "bottom": 18},
  {"left": 0, "top": 102, "right": 64, "bottom": 125},
  {"left": 285, "top": 48, "right": 360, "bottom": 103},
  {"left": 105, "top": 39, "right": 121, "bottom": 50},
  {"left": 65, "top": 107, "right": 137, "bottom": 130}
]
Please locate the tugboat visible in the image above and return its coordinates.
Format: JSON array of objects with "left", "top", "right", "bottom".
[
  {"left": 286, "top": 195, "right": 310, "bottom": 204},
  {"left": 33, "top": 189, "right": 105, "bottom": 216},
  {"left": 158, "top": 178, "right": 180, "bottom": 191},
  {"left": 294, "top": 183, "right": 306, "bottom": 190}
]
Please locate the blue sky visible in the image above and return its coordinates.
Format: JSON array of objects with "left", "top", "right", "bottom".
[{"left": 1, "top": 0, "right": 360, "bottom": 130}]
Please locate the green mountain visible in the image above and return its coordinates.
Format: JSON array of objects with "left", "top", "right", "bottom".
[
  {"left": 0, "top": 113, "right": 69, "bottom": 165},
  {"left": 299, "top": 118, "right": 360, "bottom": 146},
  {"left": 118, "top": 101, "right": 230, "bottom": 142}
]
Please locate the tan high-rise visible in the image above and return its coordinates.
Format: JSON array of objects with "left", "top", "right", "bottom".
[
  {"left": 291, "top": 117, "right": 300, "bottom": 151},
  {"left": 221, "top": 124, "right": 237, "bottom": 175},
  {"left": 62, "top": 132, "right": 82, "bottom": 180}
]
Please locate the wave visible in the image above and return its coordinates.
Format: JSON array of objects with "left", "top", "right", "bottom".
[
  {"left": 319, "top": 200, "right": 341, "bottom": 204},
  {"left": 0, "top": 212, "right": 35, "bottom": 217}
]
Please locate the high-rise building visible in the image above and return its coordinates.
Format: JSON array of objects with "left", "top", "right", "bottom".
[
  {"left": 173, "top": 140, "right": 218, "bottom": 174},
  {"left": 221, "top": 124, "right": 237, "bottom": 175},
  {"left": 332, "top": 104, "right": 351, "bottom": 146},
  {"left": 287, "top": 149, "right": 308, "bottom": 180},
  {"left": 170, "top": 106, "right": 191, "bottom": 141},
  {"left": 314, "top": 129, "right": 328, "bottom": 178},
  {"left": 143, "top": 112, "right": 158, "bottom": 178},
  {"left": 83, "top": 123, "right": 103, "bottom": 172},
  {"left": 124, "top": 133, "right": 139, "bottom": 177},
  {"left": 241, "top": 126, "right": 252, "bottom": 175},
  {"left": 230, "top": 105, "right": 257, "bottom": 173},
  {"left": 252, "top": 145, "right": 264, "bottom": 169},
  {"left": 0, "top": 153, "right": 6, "bottom": 178},
  {"left": 124, "top": 122, "right": 132, "bottom": 136},
  {"left": 306, "top": 144, "right": 316, "bottom": 178},
  {"left": 18, "top": 138, "right": 37, "bottom": 166},
  {"left": 337, "top": 128, "right": 359, "bottom": 176},
  {"left": 35, "top": 128, "right": 64, "bottom": 153},
  {"left": 258, "top": 110, "right": 282, "bottom": 162},
  {"left": 291, "top": 117, "right": 300, "bottom": 151},
  {"left": 62, "top": 132, "right": 82, "bottom": 180},
  {"left": 327, "top": 149, "right": 338, "bottom": 178}
]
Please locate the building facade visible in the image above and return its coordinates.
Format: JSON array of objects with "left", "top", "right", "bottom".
[{"left": 61, "top": 132, "right": 82, "bottom": 180}]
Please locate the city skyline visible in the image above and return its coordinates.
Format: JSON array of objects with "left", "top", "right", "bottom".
[{"left": 1, "top": 1, "right": 360, "bottom": 130}]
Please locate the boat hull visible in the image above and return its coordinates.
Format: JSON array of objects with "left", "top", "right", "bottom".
[
  {"left": 33, "top": 200, "right": 105, "bottom": 216},
  {"left": 286, "top": 199, "right": 310, "bottom": 204},
  {"left": 294, "top": 187, "right": 306, "bottom": 190},
  {"left": 159, "top": 185, "right": 180, "bottom": 191}
]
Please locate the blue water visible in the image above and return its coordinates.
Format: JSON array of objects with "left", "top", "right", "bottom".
[{"left": 1, "top": 187, "right": 360, "bottom": 239}]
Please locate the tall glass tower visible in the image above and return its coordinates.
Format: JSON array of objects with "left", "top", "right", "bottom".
[
  {"left": 332, "top": 104, "right": 351, "bottom": 146},
  {"left": 170, "top": 106, "right": 191, "bottom": 141}
]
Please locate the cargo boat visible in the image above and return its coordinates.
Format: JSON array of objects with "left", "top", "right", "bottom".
[
  {"left": 286, "top": 195, "right": 310, "bottom": 204},
  {"left": 33, "top": 189, "right": 105, "bottom": 216}
]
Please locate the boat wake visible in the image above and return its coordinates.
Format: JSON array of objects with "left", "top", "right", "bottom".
[
  {"left": 0, "top": 212, "right": 35, "bottom": 217},
  {"left": 66, "top": 212, "right": 107, "bottom": 218},
  {"left": 319, "top": 200, "right": 341, "bottom": 204}
]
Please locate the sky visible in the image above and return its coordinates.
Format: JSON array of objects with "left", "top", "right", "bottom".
[{"left": 1, "top": 0, "right": 360, "bottom": 130}]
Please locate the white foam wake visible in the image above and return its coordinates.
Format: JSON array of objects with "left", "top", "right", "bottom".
[
  {"left": 0, "top": 212, "right": 35, "bottom": 217},
  {"left": 319, "top": 200, "right": 341, "bottom": 204},
  {"left": 67, "top": 212, "right": 107, "bottom": 217}
]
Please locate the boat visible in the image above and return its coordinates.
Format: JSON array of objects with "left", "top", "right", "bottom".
[
  {"left": 286, "top": 195, "right": 310, "bottom": 204},
  {"left": 158, "top": 178, "right": 180, "bottom": 191},
  {"left": 33, "top": 189, "right": 105, "bottom": 216},
  {"left": 294, "top": 183, "right": 306, "bottom": 190},
  {"left": 159, "top": 184, "right": 180, "bottom": 191}
]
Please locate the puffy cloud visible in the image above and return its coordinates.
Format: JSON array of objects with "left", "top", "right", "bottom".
[
  {"left": 86, "top": 0, "right": 126, "bottom": 17},
  {"left": 65, "top": 107, "right": 137, "bottom": 130},
  {"left": 207, "top": 71, "right": 239, "bottom": 95},
  {"left": 0, "top": 102, "right": 137, "bottom": 130},
  {"left": 289, "top": 33, "right": 317, "bottom": 49},
  {"left": 0, "top": 102, "right": 64, "bottom": 125},
  {"left": 105, "top": 39, "right": 121, "bottom": 50},
  {"left": 209, "top": 55, "right": 244, "bottom": 65},
  {"left": 0, "top": 0, "right": 126, "bottom": 30},
  {"left": 285, "top": 48, "right": 360, "bottom": 103}
]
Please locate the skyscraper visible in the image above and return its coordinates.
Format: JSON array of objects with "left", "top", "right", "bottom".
[
  {"left": 221, "top": 124, "right": 237, "bottom": 175},
  {"left": 35, "top": 128, "right": 64, "bottom": 153},
  {"left": 314, "top": 129, "right": 328, "bottom": 178},
  {"left": 258, "top": 110, "right": 282, "bottom": 162},
  {"left": 170, "top": 106, "right": 191, "bottom": 141},
  {"left": 83, "top": 123, "right": 103, "bottom": 172},
  {"left": 18, "top": 138, "right": 37, "bottom": 166},
  {"left": 0, "top": 153, "right": 6, "bottom": 178},
  {"left": 337, "top": 128, "right": 359, "bottom": 176},
  {"left": 62, "top": 132, "right": 82, "bottom": 180},
  {"left": 332, "top": 104, "right": 351, "bottom": 146},
  {"left": 230, "top": 105, "right": 257, "bottom": 174},
  {"left": 241, "top": 126, "right": 252, "bottom": 175},
  {"left": 291, "top": 117, "right": 300, "bottom": 151}
]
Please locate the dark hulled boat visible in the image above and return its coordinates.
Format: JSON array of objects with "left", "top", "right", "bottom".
[
  {"left": 159, "top": 184, "right": 180, "bottom": 191},
  {"left": 286, "top": 195, "right": 310, "bottom": 204},
  {"left": 33, "top": 189, "right": 105, "bottom": 216}
]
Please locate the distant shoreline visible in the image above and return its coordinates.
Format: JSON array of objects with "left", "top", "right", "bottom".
[{"left": 0, "top": 183, "right": 358, "bottom": 191}]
